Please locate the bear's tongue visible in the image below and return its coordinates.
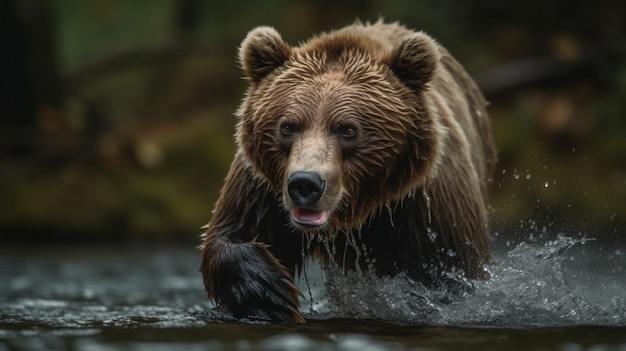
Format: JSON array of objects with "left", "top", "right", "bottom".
[{"left": 291, "top": 208, "right": 329, "bottom": 227}]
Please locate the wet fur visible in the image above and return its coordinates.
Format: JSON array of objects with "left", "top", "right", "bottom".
[{"left": 200, "top": 21, "right": 496, "bottom": 323}]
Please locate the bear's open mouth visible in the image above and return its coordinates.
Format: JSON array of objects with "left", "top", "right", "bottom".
[{"left": 290, "top": 208, "right": 329, "bottom": 227}]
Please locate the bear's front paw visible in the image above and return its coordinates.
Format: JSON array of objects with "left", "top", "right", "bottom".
[{"left": 204, "top": 242, "right": 304, "bottom": 323}]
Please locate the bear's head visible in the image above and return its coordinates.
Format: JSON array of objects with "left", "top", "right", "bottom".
[{"left": 236, "top": 26, "right": 443, "bottom": 234}]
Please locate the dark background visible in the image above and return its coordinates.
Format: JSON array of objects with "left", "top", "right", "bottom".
[{"left": 1, "top": 0, "right": 624, "bottom": 244}]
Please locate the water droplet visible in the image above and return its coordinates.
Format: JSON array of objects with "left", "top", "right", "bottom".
[
  {"left": 615, "top": 249, "right": 622, "bottom": 256},
  {"left": 427, "top": 227, "right": 438, "bottom": 243},
  {"left": 512, "top": 168, "right": 520, "bottom": 179},
  {"left": 544, "top": 182, "right": 549, "bottom": 188},
  {"left": 525, "top": 174, "right": 531, "bottom": 180},
  {"left": 299, "top": 240, "right": 315, "bottom": 311},
  {"left": 423, "top": 189, "right": 432, "bottom": 225}
]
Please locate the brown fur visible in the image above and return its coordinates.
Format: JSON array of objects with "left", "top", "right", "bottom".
[{"left": 199, "top": 21, "right": 496, "bottom": 323}]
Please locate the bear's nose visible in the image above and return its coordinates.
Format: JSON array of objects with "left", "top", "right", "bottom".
[{"left": 287, "top": 171, "right": 325, "bottom": 206}]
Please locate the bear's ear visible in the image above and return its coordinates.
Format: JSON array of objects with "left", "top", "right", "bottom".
[
  {"left": 239, "top": 26, "right": 292, "bottom": 84},
  {"left": 387, "top": 32, "right": 440, "bottom": 91}
]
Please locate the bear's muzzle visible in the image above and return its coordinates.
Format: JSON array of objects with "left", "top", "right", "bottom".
[{"left": 287, "top": 171, "right": 330, "bottom": 227}]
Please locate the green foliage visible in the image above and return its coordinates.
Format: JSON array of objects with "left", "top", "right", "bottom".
[{"left": 1, "top": 0, "right": 624, "bottom": 241}]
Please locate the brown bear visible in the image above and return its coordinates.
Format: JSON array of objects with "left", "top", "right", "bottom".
[{"left": 199, "top": 21, "right": 496, "bottom": 323}]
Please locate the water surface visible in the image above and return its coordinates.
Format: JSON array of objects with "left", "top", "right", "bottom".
[{"left": 1, "top": 233, "right": 625, "bottom": 350}]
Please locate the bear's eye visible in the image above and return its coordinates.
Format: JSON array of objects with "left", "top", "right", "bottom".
[
  {"left": 280, "top": 123, "right": 294, "bottom": 136},
  {"left": 341, "top": 126, "right": 357, "bottom": 138}
]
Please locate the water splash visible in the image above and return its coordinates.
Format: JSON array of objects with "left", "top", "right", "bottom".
[{"left": 299, "top": 234, "right": 626, "bottom": 326}]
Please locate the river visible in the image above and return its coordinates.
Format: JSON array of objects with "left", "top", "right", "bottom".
[{"left": 1, "top": 231, "right": 625, "bottom": 350}]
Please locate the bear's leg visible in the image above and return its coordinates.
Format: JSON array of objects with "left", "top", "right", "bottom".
[
  {"left": 199, "top": 153, "right": 304, "bottom": 323},
  {"left": 201, "top": 235, "right": 304, "bottom": 323}
]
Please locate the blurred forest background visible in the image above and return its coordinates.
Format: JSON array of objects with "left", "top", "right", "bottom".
[{"left": 0, "top": 0, "right": 624, "bottom": 244}]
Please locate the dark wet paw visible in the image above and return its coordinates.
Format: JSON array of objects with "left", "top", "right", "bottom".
[{"left": 209, "top": 242, "right": 304, "bottom": 323}]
